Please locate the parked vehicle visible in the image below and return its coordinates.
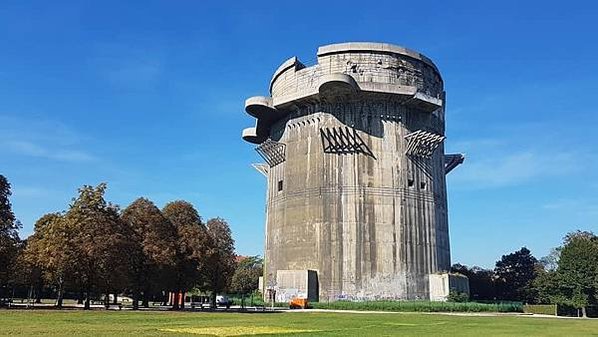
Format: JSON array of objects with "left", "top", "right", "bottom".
[{"left": 216, "top": 295, "right": 232, "bottom": 307}]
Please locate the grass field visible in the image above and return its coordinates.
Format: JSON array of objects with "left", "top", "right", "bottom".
[{"left": 1, "top": 310, "right": 597, "bottom": 336}]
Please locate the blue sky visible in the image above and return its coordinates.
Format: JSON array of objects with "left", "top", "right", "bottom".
[{"left": 1, "top": 1, "right": 596, "bottom": 268}]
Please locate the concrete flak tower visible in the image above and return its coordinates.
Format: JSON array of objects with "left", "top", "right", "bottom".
[{"left": 242, "top": 42, "right": 464, "bottom": 301}]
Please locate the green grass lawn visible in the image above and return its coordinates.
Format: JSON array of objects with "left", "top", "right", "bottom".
[{"left": 0, "top": 310, "right": 597, "bottom": 336}]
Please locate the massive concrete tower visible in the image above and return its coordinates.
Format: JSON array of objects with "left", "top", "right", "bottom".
[{"left": 242, "top": 42, "right": 463, "bottom": 300}]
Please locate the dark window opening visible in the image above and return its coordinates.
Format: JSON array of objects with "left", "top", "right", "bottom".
[
  {"left": 408, "top": 179, "right": 414, "bottom": 188},
  {"left": 420, "top": 182, "right": 426, "bottom": 190},
  {"left": 278, "top": 180, "right": 283, "bottom": 191}
]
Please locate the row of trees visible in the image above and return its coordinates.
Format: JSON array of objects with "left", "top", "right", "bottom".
[
  {"left": 451, "top": 247, "right": 538, "bottom": 303},
  {"left": 0, "top": 175, "right": 243, "bottom": 310},
  {"left": 452, "top": 232, "right": 598, "bottom": 317}
]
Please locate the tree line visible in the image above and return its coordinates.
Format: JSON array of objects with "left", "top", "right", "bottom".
[
  {"left": 451, "top": 232, "right": 598, "bottom": 317},
  {"left": 2, "top": 174, "right": 595, "bottom": 314},
  {"left": 0, "top": 175, "right": 255, "bottom": 310}
]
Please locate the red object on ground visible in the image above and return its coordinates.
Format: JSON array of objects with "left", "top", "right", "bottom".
[
  {"left": 289, "top": 297, "right": 308, "bottom": 309},
  {"left": 169, "top": 291, "right": 185, "bottom": 306}
]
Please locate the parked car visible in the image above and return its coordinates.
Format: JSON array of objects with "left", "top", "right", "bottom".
[{"left": 216, "top": 295, "right": 233, "bottom": 307}]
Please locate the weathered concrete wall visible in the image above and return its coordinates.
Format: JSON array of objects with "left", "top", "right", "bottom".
[
  {"left": 429, "top": 273, "right": 470, "bottom": 301},
  {"left": 275, "top": 270, "right": 319, "bottom": 302},
  {"left": 243, "top": 42, "right": 455, "bottom": 301}
]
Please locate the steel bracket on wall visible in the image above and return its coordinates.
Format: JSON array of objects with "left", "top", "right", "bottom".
[
  {"left": 255, "top": 139, "right": 286, "bottom": 167},
  {"left": 444, "top": 154, "right": 465, "bottom": 174},
  {"left": 251, "top": 163, "right": 269, "bottom": 177},
  {"left": 320, "top": 126, "right": 375, "bottom": 157},
  {"left": 405, "top": 130, "right": 445, "bottom": 158}
]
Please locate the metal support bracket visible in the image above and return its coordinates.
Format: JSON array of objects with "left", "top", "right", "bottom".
[
  {"left": 256, "top": 140, "right": 286, "bottom": 167},
  {"left": 405, "top": 130, "right": 445, "bottom": 158}
]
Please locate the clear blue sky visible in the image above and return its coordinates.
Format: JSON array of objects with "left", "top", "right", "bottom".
[{"left": 1, "top": 1, "right": 596, "bottom": 269}]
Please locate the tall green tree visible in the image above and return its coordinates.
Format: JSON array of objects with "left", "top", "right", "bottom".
[
  {"left": 204, "top": 217, "right": 236, "bottom": 308},
  {"left": 67, "top": 184, "right": 131, "bottom": 309},
  {"left": 121, "top": 198, "right": 178, "bottom": 309},
  {"left": 494, "top": 247, "right": 539, "bottom": 302},
  {"left": 162, "top": 200, "right": 208, "bottom": 310},
  {"left": 0, "top": 175, "right": 21, "bottom": 300},
  {"left": 556, "top": 231, "right": 598, "bottom": 317},
  {"left": 533, "top": 267, "right": 564, "bottom": 305},
  {"left": 451, "top": 263, "right": 496, "bottom": 300},
  {"left": 230, "top": 256, "right": 263, "bottom": 307}
]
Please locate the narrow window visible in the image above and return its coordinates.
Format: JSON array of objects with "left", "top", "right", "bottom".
[
  {"left": 278, "top": 180, "right": 283, "bottom": 191},
  {"left": 407, "top": 179, "right": 414, "bottom": 188},
  {"left": 420, "top": 182, "right": 426, "bottom": 190}
]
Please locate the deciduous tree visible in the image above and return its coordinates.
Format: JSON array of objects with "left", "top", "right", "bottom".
[
  {"left": 204, "top": 217, "right": 236, "bottom": 308},
  {"left": 121, "top": 198, "right": 178, "bottom": 309},
  {"left": 66, "top": 184, "right": 131, "bottom": 309},
  {"left": 230, "top": 256, "right": 262, "bottom": 307},
  {"left": 22, "top": 213, "right": 75, "bottom": 307},
  {"left": 556, "top": 231, "right": 598, "bottom": 317},
  {"left": 539, "top": 247, "right": 562, "bottom": 272},
  {"left": 451, "top": 263, "right": 496, "bottom": 300},
  {"left": 494, "top": 247, "right": 539, "bottom": 303},
  {"left": 162, "top": 200, "right": 208, "bottom": 309},
  {"left": 533, "top": 268, "right": 564, "bottom": 305}
]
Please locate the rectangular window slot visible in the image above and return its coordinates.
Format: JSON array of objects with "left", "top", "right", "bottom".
[
  {"left": 420, "top": 182, "right": 426, "bottom": 190},
  {"left": 278, "top": 180, "right": 283, "bottom": 191},
  {"left": 408, "top": 179, "right": 414, "bottom": 188}
]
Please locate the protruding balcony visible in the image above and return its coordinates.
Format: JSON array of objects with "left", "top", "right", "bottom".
[
  {"left": 242, "top": 127, "right": 266, "bottom": 144},
  {"left": 245, "top": 96, "right": 275, "bottom": 118}
]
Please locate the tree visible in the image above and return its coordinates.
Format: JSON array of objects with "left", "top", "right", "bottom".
[
  {"left": 539, "top": 247, "right": 561, "bottom": 272},
  {"left": 533, "top": 268, "right": 566, "bottom": 305},
  {"left": 0, "top": 175, "right": 21, "bottom": 302},
  {"left": 66, "top": 184, "right": 131, "bottom": 309},
  {"left": 162, "top": 200, "right": 208, "bottom": 310},
  {"left": 556, "top": 231, "right": 598, "bottom": 317},
  {"left": 494, "top": 247, "right": 539, "bottom": 302},
  {"left": 451, "top": 264, "right": 496, "bottom": 300},
  {"left": 121, "top": 198, "right": 178, "bottom": 309},
  {"left": 230, "top": 256, "right": 263, "bottom": 307},
  {"left": 22, "top": 213, "right": 72, "bottom": 307},
  {"left": 204, "top": 217, "right": 236, "bottom": 309},
  {"left": 533, "top": 246, "right": 565, "bottom": 305}
]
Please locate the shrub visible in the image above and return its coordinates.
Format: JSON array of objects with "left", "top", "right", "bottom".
[
  {"left": 310, "top": 300, "right": 522, "bottom": 313},
  {"left": 447, "top": 291, "right": 469, "bottom": 303}
]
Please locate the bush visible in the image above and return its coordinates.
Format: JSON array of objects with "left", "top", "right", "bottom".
[
  {"left": 227, "top": 293, "right": 266, "bottom": 306},
  {"left": 310, "top": 300, "right": 522, "bottom": 313},
  {"left": 447, "top": 291, "right": 469, "bottom": 303},
  {"left": 227, "top": 293, "right": 290, "bottom": 308}
]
